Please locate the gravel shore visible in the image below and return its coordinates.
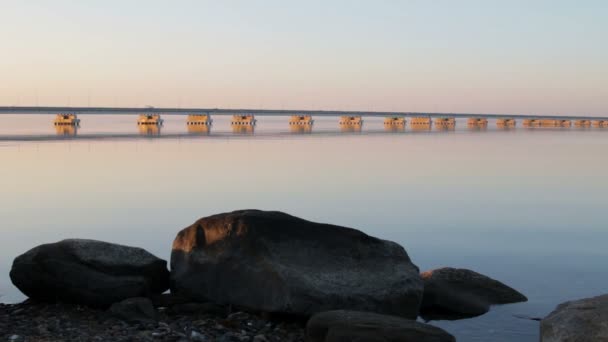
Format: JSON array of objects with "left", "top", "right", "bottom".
[{"left": 0, "top": 300, "right": 305, "bottom": 342}]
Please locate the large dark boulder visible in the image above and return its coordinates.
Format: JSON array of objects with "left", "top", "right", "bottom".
[
  {"left": 541, "top": 294, "right": 608, "bottom": 342},
  {"left": 171, "top": 210, "right": 423, "bottom": 318},
  {"left": 420, "top": 267, "right": 527, "bottom": 320},
  {"left": 10, "top": 239, "right": 170, "bottom": 308},
  {"left": 307, "top": 310, "right": 455, "bottom": 342},
  {"left": 109, "top": 297, "right": 158, "bottom": 324}
]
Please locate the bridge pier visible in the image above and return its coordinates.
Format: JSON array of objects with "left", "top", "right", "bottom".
[
  {"left": 467, "top": 118, "right": 488, "bottom": 127},
  {"left": 137, "top": 114, "right": 163, "bottom": 126},
  {"left": 536, "top": 119, "right": 571, "bottom": 127},
  {"left": 231, "top": 115, "right": 256, "bottom": 126},
  {"left": 384, "top": 117, "right": 406, "bottom": 126},
  {"left": 384, "top": 117, "right": 406, "bottom": 132},
  {"left": 186, "top": 114, "right": 212, "bottom": 126},
  {"left": 593, "top": 120, "right": 608, "bottom": 128},
  {"left": 496, "top": 118, "right": 516, "bottom": 128},
  {"left": 339, "top": 116, "right": 363, "bottom": 126},
  {"left": 434, "top": 118, "right": 455, "bottom": 131},
  {"left": 523, "top": 119, "right": 541, "bottom": 127},
  {"left": 339, "top": 116, "right": 363, "bottom": 132},
  {"left": 289, "top": 115, "right": 314, "bottom": 126},
  {"left": 410, "top": 117, "right": 432, "bottom": 131},
  {"left": 53, "top": 114, "right": 80, "bottom": 126}
]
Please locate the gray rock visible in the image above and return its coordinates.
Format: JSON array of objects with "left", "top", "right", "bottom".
[
  {"left": 191, "top": 330, "right": 207, "bottom": 341},
  {"left": 307, "top": 310, "right": 455, "bottom": 342},
  {"left": 170, "top": 210, "right": 423, "bottom": 318},
  {"left": 541, "top": 294, "right": 608, "bottom": 342},
  {"left": 253, "top": 335, "right": 268, "bottom": 342},
  {"left": 10, "top": 239, "right": 170, "bottom": 307},
  {"left": 109, "top": 297, "right": 157, "bottom": 323},
  {"left": 420, "top": 267, "right": 527, "bottom": 320}
]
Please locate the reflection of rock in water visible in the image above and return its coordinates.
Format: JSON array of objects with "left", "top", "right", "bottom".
[
  {"left": 232, "top": 125, "right": 254, "bottom": 134},
  {"left": 139, "top": 125, "right": 161, "bottom": 136},
  {"left": 187, "top": 125, "right": 211, "bottom": 135},
  {"left": 290, "top": 125, "right": 312, "bottom": 134},
  {"left": 55, "top": 125, "right": 78, "bottom": 136}
]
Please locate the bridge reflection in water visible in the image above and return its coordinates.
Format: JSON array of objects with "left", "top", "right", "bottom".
[
  {"left": 55, "top": 125, "right": 78, "bottom": 136},
  {"left": 187, "top": 125, "right": 211, "bottom": 135},
  {"left": 232, "top": 125, "right": 255, "bottom": 134},
  {"left": 290, "top": 125, "right": 313, "bottom": 134},
  {"left": 138, "top": 125, "right": 161, "bottom": 136}
]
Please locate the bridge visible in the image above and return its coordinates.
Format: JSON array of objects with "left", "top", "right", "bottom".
[
  {"left": 1, "top": 106, "right": 607, "bottom": 134},
  {"left": 0, "top": 106, "right": 607, "bottom": 120}
]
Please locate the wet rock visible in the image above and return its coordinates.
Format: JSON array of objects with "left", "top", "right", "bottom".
[
  {"left": 171, "top": 210, "right": 422, "bottom": 318},
  {"left": 307, "top": 310, "right": 455, "bottom": 342},
  {"left": 10, "top": 239, "right": 170, "bottom": 308},
  {"left": 109, "top": 297, "right": 157, "bottom": 324},
  {"left": 540, "top": 294, "right": 608, "bottom": 342},
  {"left": 420, "top": 267, "right": 527, "bottom": 320}
]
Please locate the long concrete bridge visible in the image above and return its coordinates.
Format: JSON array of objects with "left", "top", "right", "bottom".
[
  {"left": 1, "top": 106, "right": 607, "bottom": 120},
  {"left": 1, "top": 106, "right": 608, "bottom": 132}
]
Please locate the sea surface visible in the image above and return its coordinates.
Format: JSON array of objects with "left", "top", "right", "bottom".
[{"left": 1, "top": 114, "right": 607, "bottom": 341}]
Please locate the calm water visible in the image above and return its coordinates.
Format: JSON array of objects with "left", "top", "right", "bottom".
[{"left": 1, "top": 115, "right": 607, "bottom": 341}]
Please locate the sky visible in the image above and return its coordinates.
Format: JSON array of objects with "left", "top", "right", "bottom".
[{"left": 0, "top": 0, "right": 607, "bottom": 115}]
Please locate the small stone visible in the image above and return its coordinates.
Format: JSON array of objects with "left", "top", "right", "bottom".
[
  {"left": 191, "top": 330, "right": 207, "bottom": 341},
  {"left": 253, "top": 334, "right": 268, "bottom": 342},
  {"left": 8, "top": 335, "right": 22, "bottom": 342}
]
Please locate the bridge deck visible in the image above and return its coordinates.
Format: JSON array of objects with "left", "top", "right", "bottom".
[{"left": 0, "top": 106, "right": 607, "bottom": 121}]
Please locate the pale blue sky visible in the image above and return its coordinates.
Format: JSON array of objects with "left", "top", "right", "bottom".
[{"left": 1, "top": 1, "right": 607, "bottom": 115}]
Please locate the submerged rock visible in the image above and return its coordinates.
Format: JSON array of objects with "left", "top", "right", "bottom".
[
  {"left": 420, "top": 267, "right": 527, "bottom": 320},
  {"left": 171, "top": 210, "right": 423, "bottom": 318},
  {"left": 307, "top": 310, "right": 455, "bottom": 342},
  {"left": 10, "top": 239, "right": 170, "bottom": 307},
  {"left": 540, "top": 294, "right": 608, "bottom": 342}
]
